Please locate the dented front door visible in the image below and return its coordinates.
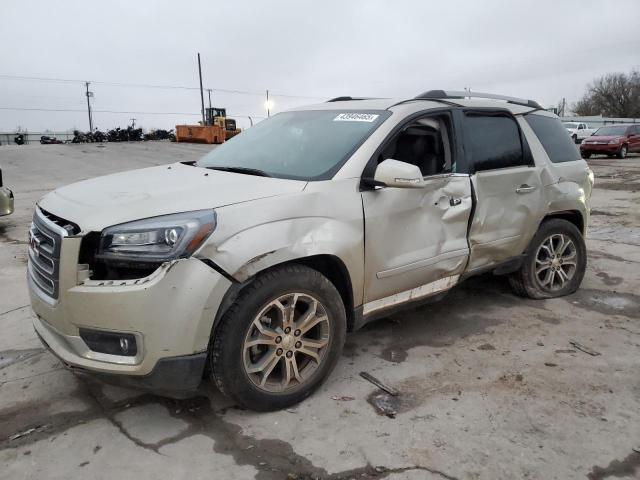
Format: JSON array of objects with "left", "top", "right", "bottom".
[{"left": 361, "top": 174, "right": 472, "bottom": 314}]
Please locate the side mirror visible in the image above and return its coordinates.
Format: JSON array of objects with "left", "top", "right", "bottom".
[{"left": 372, "top": 159, "right": 425, "bottom": 188}]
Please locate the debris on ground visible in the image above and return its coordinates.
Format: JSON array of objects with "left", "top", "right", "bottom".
[
  {"left": 331, "top": 395, "right": 355, "bottom": 402},
  {"left": 368, "top": 391, "right": 400, "bottom": 418},
  {"left": 478, "top": 343, "right": 496, "bottom": 350},
  {"left": 570, "top": 341, "right": 601, "bottom": 356},
  {"left": 544, "top": 362, "right": 558, "bottom": 367},
  {"left": 359, "top": 372, "right": 398, "bottom": 396},
  {"left": 8, "top": 425, "right": 47, "bottom": 441}
]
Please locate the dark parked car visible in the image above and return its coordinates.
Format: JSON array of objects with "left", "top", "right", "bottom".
[{"left": 580, "top": 124, "right": 640, "bottom": 159}]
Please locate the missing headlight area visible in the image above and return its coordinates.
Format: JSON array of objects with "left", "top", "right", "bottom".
[{"left": 79, "top": 232, "right": 161, "bottom": 280}]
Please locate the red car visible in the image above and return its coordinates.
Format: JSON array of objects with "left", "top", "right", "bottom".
[{"left": 580, "top": 124, "right": 640, "bottom": 159}]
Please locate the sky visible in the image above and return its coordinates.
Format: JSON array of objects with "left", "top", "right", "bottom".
[{"left": 0, "top": 0, "right": 638, "bottom": 132}]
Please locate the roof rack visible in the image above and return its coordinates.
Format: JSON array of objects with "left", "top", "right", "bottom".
[
  {"left": 414, "top": 90, "right": 542, "bottom": 109},
  {"left": 326, "top": 96, "right": 373, "bottom": 102}
]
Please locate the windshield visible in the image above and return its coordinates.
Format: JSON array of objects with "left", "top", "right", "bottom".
[
  {"left": 197, "top": 110, "right": 390, "bottom": 180},
  {"left": 594, "top": 125, "right": 628, "bottom": 136},
  {"left": 563, "top": 123, "right": 578, "bottom": 129}
]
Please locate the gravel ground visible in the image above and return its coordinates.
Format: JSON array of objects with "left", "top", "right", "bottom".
[{"left": 0, "top": 142, "right": 639, "bottom": 480}]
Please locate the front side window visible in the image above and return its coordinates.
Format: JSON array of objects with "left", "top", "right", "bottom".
[
  {"left": 197, "top": 110, "right": 389, "bottom": 181},
  {"left": 463, "top": 113, "right": 525, "bottom": 171},
  {"left": 374, "top": 113, "right": 455, "bottom": 176},
  {"left": 525, "top": 113, "right": 580, "bottom": 163}
]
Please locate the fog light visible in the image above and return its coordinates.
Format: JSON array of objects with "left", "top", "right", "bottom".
[{"left": 79, "top": 328, "right": 138, "bottom": 357}]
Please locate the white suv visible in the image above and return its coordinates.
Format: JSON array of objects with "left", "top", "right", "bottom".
[{"left": 28, "top": 90, "right": 593, "bottom": 410}]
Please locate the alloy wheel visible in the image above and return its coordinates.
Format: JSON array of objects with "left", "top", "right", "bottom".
[
  {"left": 242, "top": 293, "right": 330, "bottom": 393},
  {"left": 534, "top": 233, "right": 578, "bottom": 291}
]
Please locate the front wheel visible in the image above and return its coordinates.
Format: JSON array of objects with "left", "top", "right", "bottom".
[
  {"left": 572, "top": 134, "right": 578, "bottom": 144},
  {"left": 210, "top": 264, "right": 346, "bottom": 411},
  {"left": 509, "top": 219, "right": 587, "bottom": 299},
  {"left": 617, "top": 144, "right": 627, "bottom": 159},
  {"left": 581, "top": 152, "right": 591, "bottom": 159}
]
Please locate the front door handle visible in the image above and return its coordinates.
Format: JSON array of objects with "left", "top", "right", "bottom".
[
  {"left": 449, "top": 197, "right": 462, "bottom": 206},
  {"left": 516, "top": 184, "right": 536, "bottom": 194}
]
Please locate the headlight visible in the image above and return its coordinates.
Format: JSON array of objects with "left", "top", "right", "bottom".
[
  {"left": 608, "top": 138, "right": 620, "bottom": 144},
  {"left": 98, "top": 210, "right": 216, "bottom": 263}
]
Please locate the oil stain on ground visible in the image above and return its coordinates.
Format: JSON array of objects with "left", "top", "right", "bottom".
[
  {"left": 587, "top": 450, "right": 640, "bottom": 480},
  {"left": 596, "top": 272, "right": 624, "bottom": 286}
]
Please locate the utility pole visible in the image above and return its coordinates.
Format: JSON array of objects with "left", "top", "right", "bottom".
[
  {"left": 85, "top": 82, "right": 93, "bottom": 132},
  {"left": 561, "top": 98, "right": 566, "bottom": 117},
  {"left": 266, "top": 89, "right": 270, "bottom": 118},
  {"left": 207, "top": 89, "right": 212, "bottom": 109},
  {"left": 197, "top": 53, "right": 206, "bottom": 125}
]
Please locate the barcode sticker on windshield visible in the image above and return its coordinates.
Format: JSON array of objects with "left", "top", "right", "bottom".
[{"left": 333, "top": 113, "right": 379, "bottom": 122}]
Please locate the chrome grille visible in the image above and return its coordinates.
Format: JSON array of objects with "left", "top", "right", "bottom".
[{"left": 28, "top": 208, "right": 73, "bottom": 300}]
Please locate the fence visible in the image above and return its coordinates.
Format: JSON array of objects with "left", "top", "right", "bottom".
[
  {"left": 561, "top": 116, "right": 640, "bottom": 128},
  {"left": 0, "top": 132, "right": 75, "bottom": 145}
]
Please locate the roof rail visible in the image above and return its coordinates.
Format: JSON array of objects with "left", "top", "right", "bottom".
[
  {"left": 326, "top": 96, "right": 373, "bottom": 102},
  {"left": 414, "top": 90, "right": 542, "bottom": 109}
]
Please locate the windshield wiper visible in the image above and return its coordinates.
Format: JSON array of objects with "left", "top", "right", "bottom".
[{"left": 202, "top": 166, "right": 272, "bottom": 177}]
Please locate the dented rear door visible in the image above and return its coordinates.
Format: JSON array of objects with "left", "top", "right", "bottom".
[{"left": 462, "top": 110, "right": 546, "bottom": 271}]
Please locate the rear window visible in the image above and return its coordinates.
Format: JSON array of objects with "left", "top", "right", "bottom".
[{"left": 526, "top": 114, "right": 581, "bottom": 163}]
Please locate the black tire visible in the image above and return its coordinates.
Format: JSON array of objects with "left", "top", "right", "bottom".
[
  {"left": 210, "top": 264, "right": 346, "bottom": 411},
  {"left": 617, "top": 144, "right": 627, "bottom": 159},
  {"left": 581, "top": 152, "right": 591, "bottom": 159},
  {"left": 508, "top": 219, "right": 587, "bottom": 299},
  {"left": 572, "top": 134, "right": 578, "bottom": 144}
]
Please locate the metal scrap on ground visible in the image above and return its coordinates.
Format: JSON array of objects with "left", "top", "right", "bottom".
[
  {"left": 569, "top": 341, "right": 601, "bottom": 356},
  {"left": 359, "top": 371, "right": 399, "bottom": 396}
]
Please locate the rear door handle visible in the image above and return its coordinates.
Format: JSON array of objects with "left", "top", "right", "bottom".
[{"left": 516, "top": 184, "right": 536, "bottom": 194}]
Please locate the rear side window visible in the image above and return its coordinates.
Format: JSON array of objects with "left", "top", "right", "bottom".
[
  {"left": 463, "top": 113, "right": 526, "bottom": 171},
  {"left": 525, "top": 114, "right": 580, "bottom": 163}
]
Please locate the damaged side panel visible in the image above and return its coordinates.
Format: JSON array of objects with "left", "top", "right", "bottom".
[
  {"left": 196, "top": 178, "right": 365, "bottom": 306},
  {"left": 361, "top": 174, "right": 472, "bottom": 305},
  {"left": 466, "top": 166, "right": 545, "bottom": 271}
]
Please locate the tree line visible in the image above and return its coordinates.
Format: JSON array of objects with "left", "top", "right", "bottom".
[{"left": 574, "top": 69, "right": 640, "bottom": 117}]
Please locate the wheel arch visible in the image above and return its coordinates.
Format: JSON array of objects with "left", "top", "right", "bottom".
[
  {"left": 541, "top": 209, "right": 585, "bottom": 235},
  {"left": 210, "top": 254, "right": 357, "bottom": 341}
]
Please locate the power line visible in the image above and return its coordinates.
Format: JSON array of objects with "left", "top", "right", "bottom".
[
  {"left": 0, "top": 74, "right": 326, "bottom": 100},
  {"left": 0, "top": 106, "right": 266, "bottom": 119}
]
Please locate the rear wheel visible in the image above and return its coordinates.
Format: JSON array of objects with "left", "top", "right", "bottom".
[
  {"left": 572, "top": 134, "right": 578, "bottom": 143},
  {"left": 617, "top": 144, "right": 628, "bottom": 159},
  {"left": 210, "top": 264, "right": 346, "bottom": 411},
  {"left": 509, "top": 219, "right": 586, "bottom": 299},
  {"left": 581, "top": 152, "right": 591, "bottom": 159}
]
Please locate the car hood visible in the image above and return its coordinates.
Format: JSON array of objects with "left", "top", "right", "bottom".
[
  {"left": 38, "top": 162, "right": 307, "bottom": 232},
  {"left": 583, "top": 135, "right": 621, "bottom": 142}
]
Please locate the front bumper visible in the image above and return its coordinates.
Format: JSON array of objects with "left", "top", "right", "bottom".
[
  {"left": 0, "top": 187, "right": 14, "bottom": 216},
  {"left": 580, "top": 143, "right": 620, "bottom": 154},
  {"left": 29, "top": 235, "right": 232, "bottom": 392},
  {"left": 35, "top": 324, "right": 208, "bottom": 396}
]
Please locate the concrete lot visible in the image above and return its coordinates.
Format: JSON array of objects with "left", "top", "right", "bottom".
[{"left": 0, "top": 142, "right": 639, "bottom": 480}]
